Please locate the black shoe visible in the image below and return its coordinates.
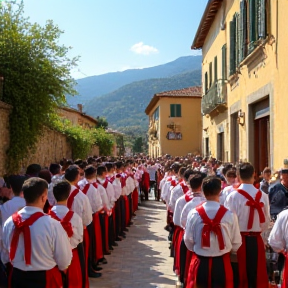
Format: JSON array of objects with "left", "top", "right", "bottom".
[
  {"left": 104, "top": 250, "right": 111, "bottom": 255},
  {"left": 120, "top": 234, "right": 126, "bottom": 238},
  {"left": 115, "top": 237, "right": 122, "bottom": 241},
  {"left": 128, "top": 221, "right": 133, "bottom": 226},
  {"left": 91, "top": 264, "right": 103, "bottom": 271},
  {"left": 112, "top": 242, "right": 118, "bottom": 246},
  {"left": 132, "top": 213, "right": 136, "bottom": 216},
  {"left": 88, "top": 270, "right": 102, "bottom": 278},
  {"left": 109, "top": 246, "right": 114, "bottom": 251},
  {"left": 98, "top": 258, "right": 108, "bottom": 265},
  {"left": 123, "top": 228, "right": 129, "bottom": 232}
]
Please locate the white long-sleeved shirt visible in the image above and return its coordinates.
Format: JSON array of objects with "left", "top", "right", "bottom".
[
  {"left": 78, "top": 179, "right": 103, "bottom": 213},
  {"left": 97, "top": 178, "right": 116, "bottom": 209},
  {"left": 0, "top": 197, "right": 26, "bottom": 226},
  {"left": 2, "top": 206, "right": 72, "bottom": 271},
  {"left": 224, "top": 183, "right": 270, "bottom": 232},
  {"left": 50, "top": 205, "right": 83, "bottom": 249},
  {"left": 173, "top": 195, "right": 187, "bottom": 227},
  {"left": 184, "top": 201, "right": 242, "bottom": 256},
  {"left": 69, "top": 185, "right": 92, "bottom": 227},
  {"left": 268, "top": 209, "right": 288, "bottom": 252},
  {"left": 109, "top": 176, "right": 122, "bottom": 200},
  {"left": 220, "top": 185, "right": 237, "bottom": 205},
  {"left": 168, "top": 181, "right": 186, "bottom": 212}
]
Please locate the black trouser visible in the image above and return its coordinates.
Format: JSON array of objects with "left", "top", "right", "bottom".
[
  {"left": 87, "top": 221, "right": 98, "bottom": 265},
  {"left": 99, "top": 213, "right": 107, "bottom": 253},
  {"left": 119, "top": 196, "right": 126, "bottom": 232},
  {"left": 179, "top": 238, "right": 187, "bottom": 284},
  {"left": 114, "top": 200, "right": 121, "bottom": 238},
  {"left": 77, "top": 242, "right": 86, "bottom": 288},
  {"left": 128, "top": 193, "right": 133, "bottom": 222},
  {"left": 108, "top": 214, "right": 114, "bottom": 247},
  {"left": 11, "top": 268, "right": 48, "bottom": 288}
]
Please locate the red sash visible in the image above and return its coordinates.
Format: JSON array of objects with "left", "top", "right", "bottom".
[
  {"left": 45, "top": 266, "right": 63, "bottom": 288},
  {"left": 67, "top": 188, "right": 80, "bottom": 210},
  {"left": 196, "top": 205, "right": 227, "bottom": 250},
  {"left": 82, "top": 183, "right": 91, "bottom": 195},
  {"left": 180, "top": 182, "right": 189, "bottom": 194},
  {"left": 237, "top": 189, "right": 265, "bottom": 230},
  {"left": 49, "top": 210, "right": 74, "bottom": 238},
  {"left": 10, "top": 212, "right": 45, "bottom": 265},
  {"left": 171, "top": 180, "right": 177, "bottom": 187},
  {"left": 97, "top": 179, "right": 109, "bottom": 189}
]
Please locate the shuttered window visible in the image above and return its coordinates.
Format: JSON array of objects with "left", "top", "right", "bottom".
[
  {"left": 214, "top": 56, "right": 218, "bottom": 82},
  {"left": 170, "top": 104, "right": 181, "bottom": 117},
  {"left": 205, "top": 72, "right": 208, "bottom": 94},
  {"left": 209, "top": 62, "right": 213, "bottom": 88},
  {"left": 229, "top": 16, "right": 236, "bottom": 76},
  {"left": 222, "top": 44, "right": 227, "bottom": 80},
  {"left": 248, "top": 0, "right": 257, "bottom": 53}
]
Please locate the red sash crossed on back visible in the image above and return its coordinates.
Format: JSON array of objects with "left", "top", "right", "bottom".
[
  {"left": 237, "top": 189, "right": 265, "bottom": 230},
  {"left": 180, "top": 182, "right": 189, "bottom": 194},
  {"left": 196, "top": 205, "right": 228, "bottom": 250},
  {"left": 97, "top": 179, "right": 109, "bottom": 189},
  {"left": 10, "top": 212, "right": 45, "bottom": 265},
  {"left": 49, "top": 210, "right": 74, "bottom": 238},
  {"left": 67, "top": 189, "right": 80, "bottom": 210}
]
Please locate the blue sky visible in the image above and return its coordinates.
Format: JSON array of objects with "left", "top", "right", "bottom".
[{"left": 22, "top": 0, "right": 207, "bottom": 79}]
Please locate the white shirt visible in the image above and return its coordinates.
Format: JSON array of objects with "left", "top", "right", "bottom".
[
  {"left": 173, "top": 195, "right": 188, "bottom": 227},
  {"left": 77, "top": 179, "right": 103, "bottom": 213},
  {"left": 50, "top": 205, "right": 83, "bottom": 249},
  {"left": 2, "top": 206, "right": 72, "bottom": 271},
  {"left": 97, "top": 178, "right": 116, "bottom": 210},
  {"left": 168, "top": 181, "right": 186, "bottom": 212},
  {"left": 184, "top": 201, "right": 242, "bottom": 256},
  {"left": 0, "top": 197, "right": 26, "bottom": 226},
  {"left": 220, "top": 185, "right": 236, "bottom": 205},
  {"left": 126, "top": 175, "right": 136, "bottom": 194},
  {"left": 180, "top": 194, "right": 206, "bottom": 228},
  {"left": 268, "top": 209, "right": 288, "bottom": 252},
  {"left": 69, "top": 185, "right": 92, "bottom": 227},
  {"left": 48, "top": 175, "right": 63, "bottom": 206},
  {"left": 147, "top": 166, "right": 157, "bottom": 181},
  {"left": 110, "top": 176, "right": 122, "bottom": 200},
  {"left": 224, "top": 183, "right": 270, "bottom": 232}
]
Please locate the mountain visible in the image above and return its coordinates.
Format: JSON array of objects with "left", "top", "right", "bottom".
[
  {"left": 66, "top": 55, "right": 202, "bottom": 107},
  {"left": 84, "top": 69, "right": 201, "bottom": 136}
]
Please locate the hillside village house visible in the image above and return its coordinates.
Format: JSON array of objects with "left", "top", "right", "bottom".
[
  {"left": 145, "top": 87, "right": 202, "bottom": 157},
  {"left": 193, "top": 0, "right": 288, "bottom": 174}
]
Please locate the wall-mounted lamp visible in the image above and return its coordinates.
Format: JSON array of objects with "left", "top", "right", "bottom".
[{"left": 237, "top": 110, "right": 245, "bottom": 126}]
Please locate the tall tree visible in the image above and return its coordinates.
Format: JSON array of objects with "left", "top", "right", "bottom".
[
  {"left": 133, "top": 137, "right": 143, "bottom": 153},
  {"left": 0, "top": 1, "right": 78, "bottom": 172}
]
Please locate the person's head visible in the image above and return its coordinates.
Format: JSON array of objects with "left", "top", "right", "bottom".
[
  {"left": 170, "top": 163, "right": 181, "bottom": 175},
  {"left": 202, "top": 176, "right": 222, "bottom": 199},
  {"left": 49, "top": 163, "right": 61, "bottom": 176},
  {"left": 105, "top": 163, "right": 115, "bottom": 174},
  {"left": 222, "top": 163, "right": 233, "bottom": 178},
  {"left": 225, "top": 169, "right": 237, "bottom": 185},
  {"left": 53, "top": 180, "right": 71, "bottom": 203},
  {"left": 65, "top": 165, "right": 80, "bottom": 184},
  {"left": 97, "top": 165, "right": 107, "bottom": 178},
  {"left": 237, "top": 162, "right": 255, "bottom": 183},
  {"left": 38, "top": 169, "right": 52, "bottom": 184},
  {"left": 189, "top": 172, "right": 207, "bottom": 191},
  {"left": 8, "top": 175, "right": 27, "bottom": 196},
  {"left": 281, "top": 169, "right": 288, "bottom": 185},
  {"left": 262, "top": 167, "right": 272, "bottom": 181},
  {"left": 179, "top": 167, "right": 187, "bottom": 179},
  {"left": 183, "top": 169, "right": 194, "bottom": 182},
  {"left": 22, "top": 177, "right": 48, "bottom": 208},
  {"left": 115, "top": 161, "right": 124, "bottom": 172},
  {"left": 26, "top": 164, "right": 41, "bottom": 177},
  {"left": 84, "top": 165, "right": 96, "bottom": 180}
]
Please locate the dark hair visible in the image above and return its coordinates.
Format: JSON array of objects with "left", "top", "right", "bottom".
[
  {"left": 189, "top": 172, "right": 207, "bottom": 189},
  {"left": 38, "top": 169, "right": 52, "bottom": 184},
  {"left": 202, "top": 176, "right": 222, "bottom": 197},
  {"left": 74, "top": 159, "right": 83, "bottom": 165},
  {"left": 179, "top": 167, "right": 187, "bottom": 177},
  {"left": 115, "top": 161, "right": 124, "bottom": 169},
  {"left": 97, "top": 165, "right": 107, "bottom": 176},
  {"left": 65, "top": 165, "right": 80, "bottom": 182},
  {"left": 84, "top": 165, "right": 96, "bottom": 178},
  {"left": 222, "top": 163, "right": 233, "bottom": 177},
  {"left": 22, "top": 177, "right": 48, "bottom": 204},
  {"left": 226, "top": 169, "right": 237, "bottom": 179},
  {"left": 26, "top": 164, "right": 41, "bottom": 177},
  {"left": 170, "top": 163, "right": 181, "bottom": 174},
  {"left": 8, "top": 175, "right": 27, "bottom": 195},
  {"left": 49, "top": 164, "right": 61, "bottom": 175},
  {"left": 105, "top": 162, "right": 114, "bottom": 172},
  {"left": 53, "top": 180, "right": 71, "bottom": 202},
  {"left": 184, "top": 169, "right": 194, "bottom": 182},
  {"left": 238, "top": 162, "right": 255, "bottom": 180},
  {"left": 263, "top": 167, "right": 271, "bottom": 174}
]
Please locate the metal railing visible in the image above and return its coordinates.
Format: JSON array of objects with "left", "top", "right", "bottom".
[{"left": 201, "top": 79, "right": 227, "bottom": 115}]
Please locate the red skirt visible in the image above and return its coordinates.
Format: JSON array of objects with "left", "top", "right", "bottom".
[
  {"left": 184, "top": 250, "right": 194, "bottom": 286},
  {"left": 132, "top": 188, "right": 138, "bottom": 212},
  {"left": 237, "top": 232, "right": 268, "bottom": 288},
  {"left": 45, "top": 266, "right": 63, "bottom": 288},
  {"left": 93, "top": 212, "right": 103, "bottom": 261},
  {"left": 173, "top": 226, "right": 184, "bottom": 275},
  {"left": 187, "top": 253, "right": 233, "bottom": 288},
  {"left": 83, "top": 228, "right": 90, "bottom": 288},
  {"left": 67, "top": 249, "right": 82, "bottom": 288},
  {"left": 124, "top": 195, "right": 130, "bottom": 226}
]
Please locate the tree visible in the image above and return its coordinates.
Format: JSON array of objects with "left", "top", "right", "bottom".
[
  {"left": 96, "top": 116, "right": 108, "bottom": 129},
  {"left": 0, "top": 1, "right": 78, "bottom": 172},
  {"left": 133, "top": 137, "right": 143, "bottom": 153}
]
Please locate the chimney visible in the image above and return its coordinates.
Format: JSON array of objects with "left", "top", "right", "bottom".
[{"left": 77, "top": 104, "right": 83, "bottom": 113}]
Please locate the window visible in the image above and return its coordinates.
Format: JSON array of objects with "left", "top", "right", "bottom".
[
  {"left": 153, "top": 106, "right": 159, "bottom": 120},
  {"left": 222, "top": 44, "right": 227, "bottom": 80},
  {"left": 170, "top": 104, "right": 181, "bottom": 117},
  {"left": 204, "top": 72, "right": 208, "bottom": 94},
  {"left": 209, "top": 62, "right": 213, "bottom": 88},
  {"left": 214, "top": 56, "right": 218, "bottom": 82}
]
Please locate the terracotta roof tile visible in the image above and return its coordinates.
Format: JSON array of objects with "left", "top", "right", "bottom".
[{"left": 155, "top": 86, "right": 202, "bottom": 97}]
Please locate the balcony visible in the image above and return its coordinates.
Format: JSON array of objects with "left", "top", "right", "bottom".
[{"left": 201, "top": 79, "right": 227, "bottom": 116}]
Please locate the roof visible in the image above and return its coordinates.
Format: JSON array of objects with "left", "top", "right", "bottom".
[
  {"left": 145, "top": 86, "right": 202, "bottom": 115},
  {"left": 59, "top": 106, "right": 98, "bottom": 124},
  {"left": 191, "top": 0, "right": 223, "bottom": 50}
]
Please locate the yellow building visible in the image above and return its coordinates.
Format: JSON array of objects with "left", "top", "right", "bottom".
[
  {"left": 145, "top": 87, "right": 202, "bottom": 157},
  {"left": 192, "top": 0, "right": 288, "bottom": 174}
]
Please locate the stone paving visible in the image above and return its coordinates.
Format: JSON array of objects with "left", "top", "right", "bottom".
[{"left": 90, "top": 198, "right": 176, "bottom": 288}]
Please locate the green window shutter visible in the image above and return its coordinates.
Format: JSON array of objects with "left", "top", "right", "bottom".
[
  {"left": 229, "top": 19, "right": 236, "bottom": 76},
  {"left": 235, "top": 13, "right": 240, "bottom": 67},
  {"left": 242, "top": 0, "right": 248, "bottom": 59},
  {"left": 249, "top": 0, "right": 257, "bottom": 52},
  {"left": 205, "top": 72, "right": 208, "bottom": 93},
  {"left": 209, "top": 62, "right": 212, "bottom": 87},
  {"left": 239, "top": 1, "right": 244, "bottom": 62},
  {"left": 170, "top": 104, "right": 175, "bottom": 117},
  {"left": 258, "top": 0, "right": 266, "bottom": 38},
  {"left": 214, "top": 56, "right": 218, "bottom": 82},
  {"left": 176, "top": 104, "right": 181, "bottom": 117},
  {"left": 222, "top": 44, "right": 227, "bottom": 80}
]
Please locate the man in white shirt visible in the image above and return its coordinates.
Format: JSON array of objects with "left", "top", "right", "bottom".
[{"left": 2, "top": 177, "right": 72, "bottom": 288}]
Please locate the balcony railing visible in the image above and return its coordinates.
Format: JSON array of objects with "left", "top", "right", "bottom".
[{"left": 201, "top": 79, "right": 227, "bottom": 115}]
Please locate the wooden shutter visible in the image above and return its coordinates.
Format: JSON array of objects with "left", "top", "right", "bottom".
[
  {"left": 209, "top": 62, "right": 212, "bottom": 87},
  {"left": 236, "top": 13, "right": 240, "bottom": 67},
  {"left": 229, "top": 19, "right": 236, "bottom": 76},
  {"left": 249, "top": 0, "right": 257, "bottom": 53},
  {"left": 214, "top": 56, "right": 218, "bottom": 82},
  {"left": 205, "top": 72, "right": 208, "bottom": 93},
  {"left": 170, "top": 104, "right": 175, "bottom": 117},
  {"left": 242, "top": 0, "right": 248, "bottom": 59},
  {"left": 258, "top": 0, "right": 266, "bottom": 38},
  {"left": 222, "top": 44, "right": 227, "bottom": 80},
  {"left": 176, "top": 104, "right": 181, "bottom": 117}
]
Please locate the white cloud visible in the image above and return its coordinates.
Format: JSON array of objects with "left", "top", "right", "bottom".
[{"left": 130, "top": 42, "right": 159, "bottom": 55}]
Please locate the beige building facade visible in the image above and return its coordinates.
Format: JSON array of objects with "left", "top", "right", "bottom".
[
  {"left": 193, "top": 0, "right": 288, "bottom": 174},
  {"left": 145, "top": 87, "right": 202, "bottom": 158}
]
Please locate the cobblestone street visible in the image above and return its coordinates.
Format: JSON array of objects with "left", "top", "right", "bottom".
[{"left": 90, "top": 198, "right": 176, "bottom": 288}]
